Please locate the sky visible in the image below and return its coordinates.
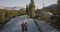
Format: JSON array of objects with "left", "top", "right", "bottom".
[{"left": 0, "top": 0, "right": 57, "bottom": 9}]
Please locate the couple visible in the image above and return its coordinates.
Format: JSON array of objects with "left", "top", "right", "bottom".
[{"left": 21, "top": 22, "right": 28, "bottom": 32}]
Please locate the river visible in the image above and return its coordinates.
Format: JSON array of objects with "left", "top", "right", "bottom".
[
  {"left": 0, "top": 15, "right": 39, "bottom": 32},
  {"left": 0, "top": 15, "right": 60, "bottom": 32}
]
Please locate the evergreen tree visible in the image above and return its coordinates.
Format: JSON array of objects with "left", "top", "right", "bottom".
[
  {"left": 29, "top": 0, "right": 35, "bottom": 18},
  {"left": 26, "top": 5, "right": 28, "bottom": 15},
  {"left": 57, "top": 0, "right": 60, "bottom": 15},
  {"left": 26, "top": 5, "right": 30, "bottom": 16}
]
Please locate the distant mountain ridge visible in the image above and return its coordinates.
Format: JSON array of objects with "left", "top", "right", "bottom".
[
  {"left": 0, "top": 6, "right": 21, "bottom": 10},
  {"left": 37, "top": 4, "right": 57, "bottom": 12},
  {"left": 44, "top": 4, "right": 57, "bottom": 10}
]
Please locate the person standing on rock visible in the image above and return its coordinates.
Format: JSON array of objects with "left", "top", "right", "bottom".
[{"left": 21, "top": 22, "right": 25, "bottom": 32}]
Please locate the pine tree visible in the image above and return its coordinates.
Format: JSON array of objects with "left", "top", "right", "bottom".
[
  {"left": 57, "top": 0, "right": 60, "bottom": 15},
  {"left": 26, "top": 5, "right": 28, "bottom": 15},
  {"left": 29, "top": 0, "right": 35, "bottom": 18},
  {"left": 26, "top": 5, "right": 30, "bottom": 16}
]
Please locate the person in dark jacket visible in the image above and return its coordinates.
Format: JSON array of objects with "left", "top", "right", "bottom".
[
  {"left": 21, "top": 22, "right": 25, "bottom": 32},
  {"left": 25, "top": 23, "right": 28, "bottom": 32}
]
